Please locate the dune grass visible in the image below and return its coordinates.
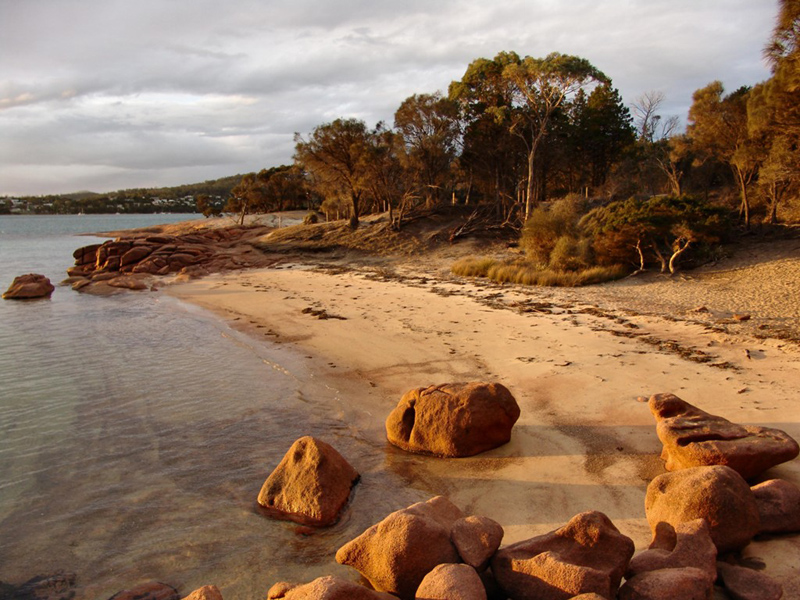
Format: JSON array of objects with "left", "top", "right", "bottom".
[{"left": 452, "top": 257, "right": 627, "bottom": 287}]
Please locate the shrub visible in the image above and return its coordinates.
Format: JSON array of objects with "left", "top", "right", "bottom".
[{"left": 521, "top": 194, "right": 589, "bottom": 266}]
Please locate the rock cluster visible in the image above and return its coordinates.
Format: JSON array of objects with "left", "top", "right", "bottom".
[
  {"left": 648, "top": 393, "right": 799, "bottom": 479},
  {"left": 385, "top": 382, "right": 521, "bottom": 457},
  {"left": 2, "top": 273, "right": 55, "bottom": 299},
  {"left": 257, "top": 436, "right": 359, "bottom": 527},
  {"left": 335, "top": 496, "right": 473, "bottom": 599},
  {"left": 67, "top": 226, "right": 274, "bottom": 293},
  {"left": 645, "top": 465, "right": 761, "bottom": 553}
]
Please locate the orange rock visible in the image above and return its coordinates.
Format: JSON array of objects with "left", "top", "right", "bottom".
[
  {"left": 267, "top": 576, "right": 396, "bottom": 599},
  {"left": 626, "top": 519, "right": 716, "bottom": 587},
  {"left": 257, "top": 436, "right": 359, "bottom": 527},
  {"left": 648, "top": 393, "right": 799, "bottom": 479},
  {"left": 415, "top": 563, "right": 487, "bottom": 600},
  {"left": 181, "top": 585, "right": 222, "bottom": 600},
  {"left": 336, "top": 496, "right": 464, "bottom": 600},
  {"left": 386, "top": 382, "right": 520, "bottom": 457},
  {"left": 2, "top": 273, "right": 55, "bottom": 299},
  {"left": 618, "top": 568, "right": 713, "bottom": 600},
  {"left": 645, "top": 466, "right": 760, "bottom": 553},
  {"left": 120, "top": 245, "right": 154, "bottom": 267},
  {"left": 451, "top": 515, "right": 504, "bottom": 571},
  {"left": 751, "top": 478, "right": 800, "bottom": 533},
  {"left": 491, "top": 511, "right": 634, "bottom": 600},
  {"left": 716, "top": 562, "right": 783, "bottom": 600}
]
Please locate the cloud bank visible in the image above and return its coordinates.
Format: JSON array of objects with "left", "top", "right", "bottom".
[{"left": 0, "top": 0, "right": 778, "bottom": 195}]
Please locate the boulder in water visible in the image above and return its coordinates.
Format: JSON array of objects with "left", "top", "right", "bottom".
[
  {"left": 257, "top": 436, "right": 359, "bottom": 527},
  {"left": 2, "top": 274, "right": 55, "bottom": 300}
]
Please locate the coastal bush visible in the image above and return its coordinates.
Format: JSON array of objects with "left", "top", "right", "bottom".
[
  {"left": 520, "top": 194, "right": 588, "bottom": 266},
  {"left": 548, "top": 235, "right": 592, "bottom": 272},
  {"left": 580, "top": 195, "right": 730, "bottom": 273}
]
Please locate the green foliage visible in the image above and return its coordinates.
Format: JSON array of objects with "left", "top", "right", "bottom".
[
  {"left": 294, "top": 118, "right": 373, "bottom": 227},
  {"left": 580, "top": 195, "right": 729, "bottom": 272},
  {"left": 520, "top": 194, "right": 587, "bottom": 265}
]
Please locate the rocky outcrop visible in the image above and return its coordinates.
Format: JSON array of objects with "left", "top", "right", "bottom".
[
  {"left": 415, "top": 564, "right": 487, "bottom": 600},
  {"left": 618, "top": 568, "right": 714, "bottom": 600},
  {"left": 107, "top": 582, "right": 179, "bottom": 600},
  {"left": 336, "top": 496, "right": 468, "bottom": 600},
  {"left": 2, "top": 274, "right": 55, "bottom": 299},
  {"left": 491, "top": 511, "right": 634, "bottom": 600},
  {"left": 257, "top": 436, "right": 359, "bottom": 527},
  {"left": 716, "top": 562, "right": 784, "bottom": 600},
  {"left": 68, "top": 226, "right": 275, "bottom": 293},
  {"left": 645, "top": 466, "right": 760, "bottom": 553},
  {"left": 751, "top": 478, "right": 800, "bottom": 534},
  {"left": 267, "top": 576, "right": 396, "bottom": 600},
  {"left": 451, "top": 515, "right": 504, "bottom": 571},
  {"left": 386, "top": 382, "right": 521, "bottom": 457},
  {"left": 648, "top": 393, "right": 799, "bottom": 479},
  {"left": 181, "top": 586, "right": 222, "bottom": 600}
]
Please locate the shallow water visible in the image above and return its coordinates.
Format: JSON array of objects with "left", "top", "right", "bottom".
[{"left": 0, "top": 215, "right": 424, "bottom": 598}]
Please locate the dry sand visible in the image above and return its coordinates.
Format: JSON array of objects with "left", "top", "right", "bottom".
[{"left": 167, "top": 236, "right": 800, "bottom": 596}]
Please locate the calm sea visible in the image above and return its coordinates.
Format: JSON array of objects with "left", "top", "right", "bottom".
[{"left": 0, "top": 215, "right": 420, "bottom": 599}]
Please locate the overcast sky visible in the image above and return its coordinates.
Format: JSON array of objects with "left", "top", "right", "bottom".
[{"left": 0, "top": 0, "right": 780, "bottom": 196}]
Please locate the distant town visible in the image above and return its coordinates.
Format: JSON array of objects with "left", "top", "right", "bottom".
[{"left": 0, "top": 174, "right": 240, "bottom": 215}]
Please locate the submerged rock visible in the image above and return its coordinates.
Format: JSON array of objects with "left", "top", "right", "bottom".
[
  {"left": 648, "top": 393, "right": 799, "bottom": 479},
  {"left": 386, "top": 382, "right": 520, "bottom": 457},
  {"left": 2, "top": 273, "right": 55, "bottom": 299},
  {"left": 257, "top": 436, "right": 359, "bottom": 527},
  {"left": 107, "top": 581, "right": 179, "bottom": 600}
]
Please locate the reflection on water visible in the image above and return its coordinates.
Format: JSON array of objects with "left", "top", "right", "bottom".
[{"left": 0, "top": 216, "right": 429, "bottom": 598}]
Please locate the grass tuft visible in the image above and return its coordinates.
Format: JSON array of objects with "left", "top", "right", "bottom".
[{"left": 452, "top": 256, "right": 627, "bottom": 287}]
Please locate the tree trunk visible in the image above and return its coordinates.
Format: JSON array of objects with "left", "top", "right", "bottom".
[
  {"left": 734, "top": 167, "right": 750, "bottom": 229},
  {"left": 668, "top": 240, "right": 691, "bottom": 274},
  {"left": 524, "top": 148, "right": 535, "bottom": 221},
  {"left": 350, "top": 192, "right": 360, "bottom": 228}
]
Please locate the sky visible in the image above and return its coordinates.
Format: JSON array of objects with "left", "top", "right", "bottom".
[{"left": 0, "top": 0, "right": 780, "bottom": 197}]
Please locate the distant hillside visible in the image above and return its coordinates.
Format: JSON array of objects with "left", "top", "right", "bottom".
[
  {"left": 111, "top": 175, "right": 243, "bottom": 201},
  {"left": 3, "top": 174, "right": 244, "bottom": 215}
]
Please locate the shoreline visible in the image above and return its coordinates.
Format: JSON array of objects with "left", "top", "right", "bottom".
[{"left": 166, "top": 252, "right": 800, "bottom": 595}]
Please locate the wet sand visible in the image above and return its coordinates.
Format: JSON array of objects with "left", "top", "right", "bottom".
[{"left": 168, "top": 245, "right": 800, "bottom": 596}]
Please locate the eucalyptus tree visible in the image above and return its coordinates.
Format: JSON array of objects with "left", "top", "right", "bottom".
[
  {"left": 449, "top": 51, "right": 526, "bottom": 220},
  {"left": 294, "top": 118, "right": 373, "bottom": 227},
  {"left": 688, "top": 82, "right": 758, "bottom": 227},
  {"left": 394, "top": 93, "right": 461, "bottom": 208},
  {"left": 500, "top": 52, "right": 608, "bottom": 219}
]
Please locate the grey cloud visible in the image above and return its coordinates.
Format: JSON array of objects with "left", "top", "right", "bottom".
[{"left": 0, "top": 0, "right": 780, "bottom": 195}]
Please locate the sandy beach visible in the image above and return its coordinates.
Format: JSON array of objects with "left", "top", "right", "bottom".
[{"left": 166, "top": 230, "right": 800, "bottom": 596}]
